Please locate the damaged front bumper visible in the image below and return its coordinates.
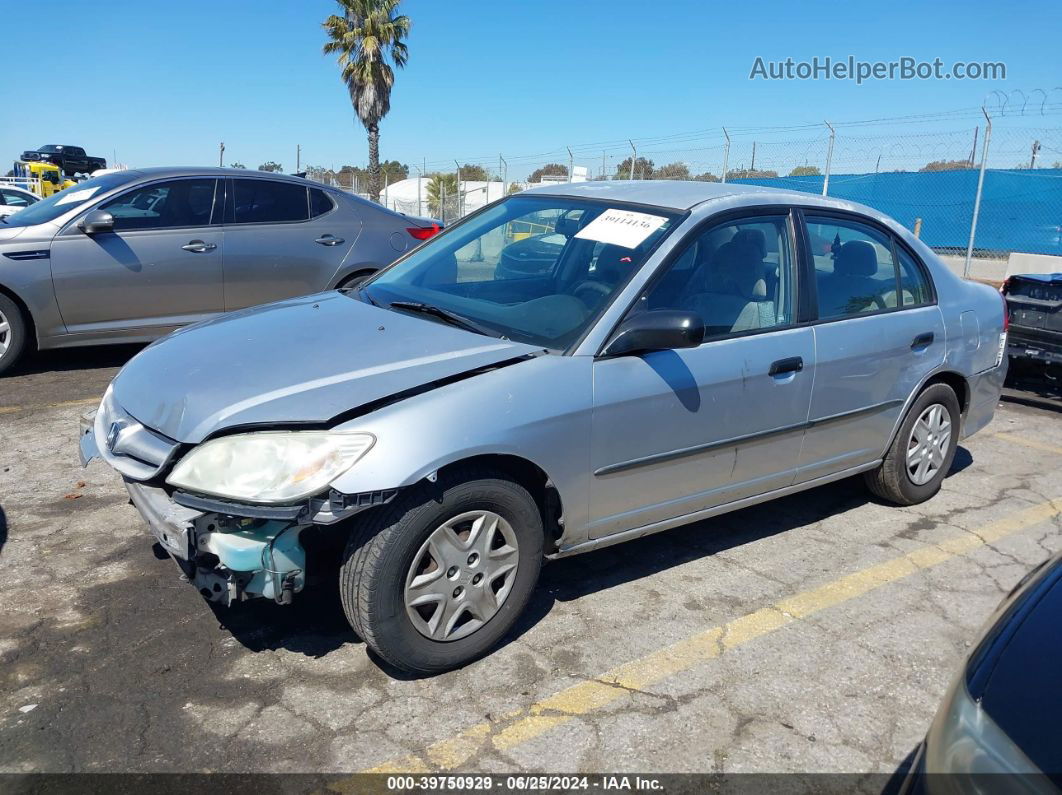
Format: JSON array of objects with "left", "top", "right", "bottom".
[
  {"left": 127, "top": 479, "right": 308, "bottom": 606},
  {"left": 80, "top": 408, "right": 393, "bottom": 607}
]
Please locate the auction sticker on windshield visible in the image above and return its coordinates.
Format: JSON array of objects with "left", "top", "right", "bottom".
[
  {"left": 55, "top": 187, "right": 101, "bottom": 206},
  {"left": 575, "top": 208, "right": 668, "bottom": 249}
]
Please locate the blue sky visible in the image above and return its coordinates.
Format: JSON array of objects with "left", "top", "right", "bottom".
[{"left": 3, "top": 0, "right": 1060, "bottom": 179}]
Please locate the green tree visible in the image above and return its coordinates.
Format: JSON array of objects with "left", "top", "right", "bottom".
[
  {"left": 458, "top": 163, "right": 491, "bottom": 181},
  {"left": 507, "top": 182, "right": 522, "bottom": 195},
  {"left": 919, "top": 159, "right": 971, "bottom": 172},
  {"left": 257, "top": 161, "right": 283, "bottom": 172},
  {"left": 693, "top": 171, "right": 720, "bottom": 182},
  {"left": 229, "top": 162, "right": 247, "bottom": 169},
  {"left": 426, "top": 173, "right": 457, "bottom": 216},
  {"left": 323, "top": 0, "right": 410, "bottom": 203},
  {"left": 726, "top": 168, "right": 778, "bottom": 180},
  {"left": 528, "top": 163, "right": 568, "bottom": 183},
  {"left": 788, "top": 165, "right": 821, "bottom": 176},
  {"left": 653, "top": 162, "right": 690, "bottom": 180},
  {"left": 613, "top": 156, "right": 655, "bottom": 179}
]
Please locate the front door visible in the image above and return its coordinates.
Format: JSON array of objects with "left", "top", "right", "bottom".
[
  {"left": 795, "top": 213, "right": 945, "bottom": 482},
  {"left": 589, "top": 212, "right": 815, "bottom": 539},
  {"left": 49, "top": 177, "right": 224, "bottom": 334}
]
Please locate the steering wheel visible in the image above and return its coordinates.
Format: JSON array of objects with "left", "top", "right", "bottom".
[{"left": 571, "top": 279, "right": 612, "bottom": 309}]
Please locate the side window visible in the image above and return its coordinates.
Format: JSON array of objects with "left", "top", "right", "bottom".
[
  {"left": 1, "top": 190, "right": 34, "bottom": 208},
  {"left": 637, "top": 216, "right": 794, "bottom": 338},
  {"left": 805, "top": 216, "right": 898, "bottom": 318},
  {"left": 896, "top": 247, "right": 932, "bottom": 306},
  {"left": 309, "top": 188, "right": 335, "bottom": 218},
  {"left": 101, "top": 179, "right": 218, "bottom": 231},
  {"left": 233, "top": 179, "right": 309, "bottom": 224}
]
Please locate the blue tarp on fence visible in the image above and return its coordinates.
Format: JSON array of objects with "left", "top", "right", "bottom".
[{"left": 732, "top": 169, "right": 1062, "bottom": 255}]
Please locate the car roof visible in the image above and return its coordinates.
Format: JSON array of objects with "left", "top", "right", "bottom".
[
  {"left": 116, "top": 166, "right": 312, "bottom": 185},
  {"left": 520, "top": 179, "right": 876, "bottom": 214}
]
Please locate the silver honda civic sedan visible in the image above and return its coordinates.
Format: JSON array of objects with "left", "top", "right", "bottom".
[
  {"left": 0, "top": 167, "right": 439, "bottom": 374},
  {"left": 80, "top": 181, "right": 1008, "bottom": 673}
]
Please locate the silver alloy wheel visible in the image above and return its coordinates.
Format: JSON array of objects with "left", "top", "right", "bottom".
[
  {"left": 0, "top": 306, "right": 9, "bottom": 358},
  {"left": 907, "top": 403, "right": 952, "bottom": 486},
  {"left": 404, "top": 510, "right": 520, "bottom": 642}
]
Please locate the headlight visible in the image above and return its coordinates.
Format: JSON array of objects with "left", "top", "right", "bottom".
[{"left": 166, "top": 431, "right": 374, "bottom": 504}]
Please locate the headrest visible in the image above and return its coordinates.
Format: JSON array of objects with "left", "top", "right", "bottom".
[
  {"left": 834, "top": 240, "right": 878, "bottom": 277},
  {"left": 594, "top": 244, "right": 636, "bottom": 283},
  {"left": 711, "top": 241, "right": 767, "bottom": 299},
  {"left": 732, "top": 228, "right": 767, "bottom": 259}
]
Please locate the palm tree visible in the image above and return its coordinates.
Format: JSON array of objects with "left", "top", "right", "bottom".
[
  {"left": 322, "top": 0, "right": 410, "bottom": 203},
  {"left": 426, "top": 173, "right": 457, "bottom": 219}
]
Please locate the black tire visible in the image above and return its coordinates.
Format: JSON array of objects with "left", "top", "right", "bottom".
[
  {"left": 336, "top": 271, "right": 375, "bottom": 292},
  {"left": 339, "top": 468, "right": 543, "bottom": 674},
  {"left": 864, "top": 383, "right": 961, "bottom": 505},
  {"left": 0, "top": 294, "right": 29, "bottom": 376}
]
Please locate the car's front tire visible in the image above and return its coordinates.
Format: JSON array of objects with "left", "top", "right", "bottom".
[
  {"left": 339, "top": 468, "right": 543, "bottom": 674},
  {"left": 0, "top": 294, "right": 29, "bottom": 376},
  {"left": 864, "top": 383, "right": 961, "bottom": 505}
]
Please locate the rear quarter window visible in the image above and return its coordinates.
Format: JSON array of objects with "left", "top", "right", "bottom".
[{"left": 310, "top": 188, "right": 335, "bottom": 218}]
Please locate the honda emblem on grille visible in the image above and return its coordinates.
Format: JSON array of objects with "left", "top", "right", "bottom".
[{"left": 106, "top": 422, "right": 122, "bottom": 452}]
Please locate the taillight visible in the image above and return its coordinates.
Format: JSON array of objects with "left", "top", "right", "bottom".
[
  {"left": 407, "top": 223, "right": 440, "bottom": 241},
  {"left": 999, "top": 289, "right": 1009, "bottom": 332}
]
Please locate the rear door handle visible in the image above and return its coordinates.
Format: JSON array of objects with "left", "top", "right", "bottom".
[
  {"left": 911, "top": 332, "right": 934, "bottom": 349},
  {"left": 769, "top": 356, "right": 804, "bottom": 377},
  {"left": 315, "top": 235, "right": 344, "bottom": 246},
  {"left": 181, "top": 240, "right": 216, "bottom": 253}
]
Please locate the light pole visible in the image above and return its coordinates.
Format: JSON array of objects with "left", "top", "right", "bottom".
[
  {"left": 721, "top": 128, "right": 730, "bottom": 183},
  {"left": 628, "top": 140, "right": 637, "bottom": 180},
  {"left": 219, "top": 142, "right": 225, "bottom": 167},
  {"left": 822, "top": 120, "right": 835, "bottom": 196}
]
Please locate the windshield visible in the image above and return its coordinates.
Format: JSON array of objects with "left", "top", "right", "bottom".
[
  {"left": 1, "top": 171, "right": 140, "bottom": 227},
  {"left": 363, "top": 195, "right": 679, "bottom": 350}
]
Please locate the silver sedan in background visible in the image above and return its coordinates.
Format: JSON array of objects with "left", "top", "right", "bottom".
[
  {"left": 81, "top": 181, "right": 1007, "bottom": 673},
  {"left": 0, "top": 167, "right": 439, "bottom": 373}
]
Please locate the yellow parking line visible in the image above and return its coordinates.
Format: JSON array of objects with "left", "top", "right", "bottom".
[
  {"left": 362, "top": 498, "right": 1062, "bottom": 774},
  {"left": 993, "top": 432, "right": 1062, "bottom": 457},
  {"left": 0, "top": 397, "right": 99, "bottom": 415}
]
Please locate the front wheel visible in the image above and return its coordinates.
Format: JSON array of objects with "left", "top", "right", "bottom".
[
  {"left": 864, "top": 383, "right": 960, "bottom": 505},
  {"left": 0, "top": 294, "right": 29, "bottom": 376},
  {"left": 339, "top": 469, "right": 543, "bottom": 674}
]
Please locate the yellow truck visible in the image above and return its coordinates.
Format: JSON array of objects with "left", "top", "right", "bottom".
[{"left": 10, "top": 160, "right": 78, "bottom": 198}]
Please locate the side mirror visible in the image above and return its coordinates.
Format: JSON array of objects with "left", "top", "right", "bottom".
[
  {"left": 79, "top": 209, "right": 114, "bottom": 235},
  {"left": 601, "top": 309, "right": 705, "bottom": 357}
]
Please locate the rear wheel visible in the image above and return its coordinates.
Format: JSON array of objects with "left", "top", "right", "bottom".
[
  {"left": 864, "top": 383, "right": 960, "bottom": 505},
  {"left": 336, "top": 271, "right": 375, "bottom": 292},
  {"left": 339, "top": 468, "right": 543, "bottom": 674},
  {"left": 0, "top": 295, "right": 29, "bottom": 376}
]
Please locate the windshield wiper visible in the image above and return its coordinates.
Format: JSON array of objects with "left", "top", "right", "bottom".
[{"left": 388, "top": 300, "right": 503, "bottom": 338}]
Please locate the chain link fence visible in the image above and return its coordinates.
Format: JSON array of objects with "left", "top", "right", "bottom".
[{"left": 298, "top": 110, "right": 1062, "bottom": 281}]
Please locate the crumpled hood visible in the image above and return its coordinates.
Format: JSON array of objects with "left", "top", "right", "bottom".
[{"left": 111, "top": 292, "right": 541, "bottom": 443}]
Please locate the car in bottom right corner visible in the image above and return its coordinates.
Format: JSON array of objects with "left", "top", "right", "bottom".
[
  {"left": 900, "top": 550, "right": 1062, "bottom": 792},
  {"left": 1002, "top": 272, "right": 1062, "bottom": 379}
]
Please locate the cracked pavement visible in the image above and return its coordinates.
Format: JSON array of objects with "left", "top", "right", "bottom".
[{"left": 1, "top": 346, "right": 1060, "bottom": 774}]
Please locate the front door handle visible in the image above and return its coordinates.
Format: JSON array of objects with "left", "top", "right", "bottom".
[
  {"left": 315, "top": 235, "right": 344, "bottom": 246},
  {"left": 769, "top": 356, "right": 804, "bottom": 377},
  {"left": 181, "top": 240, "right": 216, "bottom": 253},
  {"left": 911, "top": 332, "right": 935, "bottom": 349}
]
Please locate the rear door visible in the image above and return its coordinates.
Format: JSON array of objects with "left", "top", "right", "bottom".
[
  {"left": 221, "top": 179, "right": 356, "bottom": 310},
  {"left": 49, "top": 177, "right": 224, "bottom": 334},
  {"left": 795, "top": 211, "right": 944, "bottom": 483}
]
